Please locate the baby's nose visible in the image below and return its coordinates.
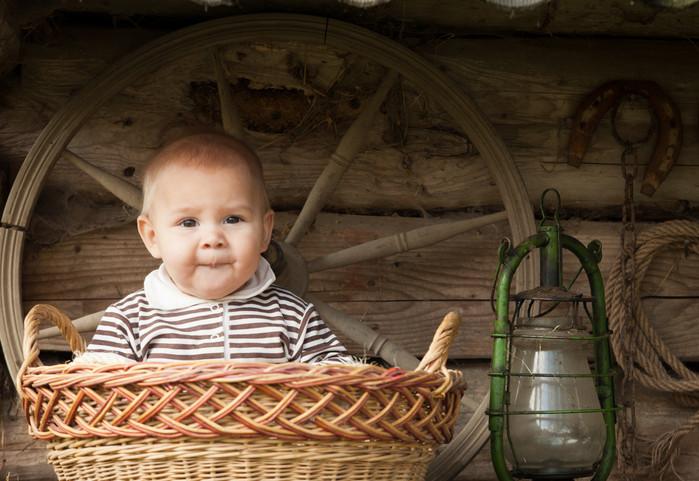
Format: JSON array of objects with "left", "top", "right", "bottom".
[
  {"left": 200, "top": 227, "right": 227, "bottom": 248},
  {"left": 202, "top": 238, "right": 225, "bottom": 248}
]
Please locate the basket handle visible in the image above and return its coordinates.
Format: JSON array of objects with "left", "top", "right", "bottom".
[
  {"left": 17, "top": 305, "right": 86, "bottom": 382},
  {"left": 416, "top": 310, "right": 461, "bottom": 374}
]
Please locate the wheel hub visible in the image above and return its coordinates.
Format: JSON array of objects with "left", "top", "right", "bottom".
[{"left": 265, "top": 239, "right": 309, "bottom": 296}]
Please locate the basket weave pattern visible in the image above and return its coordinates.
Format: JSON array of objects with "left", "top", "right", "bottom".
[
  {"left": 22, "top": 361, "right": 460, "bottom": 442},
  {"left": 48, "top": 438, "right": 436, "bottom": 481},
  {"left": 18, "top": 305, "right": 465, "bottom": 481}
]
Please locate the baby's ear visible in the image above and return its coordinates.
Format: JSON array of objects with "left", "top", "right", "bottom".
[
  {"left": 260, "top": 209, "right": 275, "bottom": 253},
  {"left": 137, "top": 215, "right": 162, "bottom": 259}
]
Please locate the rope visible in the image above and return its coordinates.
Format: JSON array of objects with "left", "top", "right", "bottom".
[{"left": 607, "top": 220, "right": 699, "bottom": 479}]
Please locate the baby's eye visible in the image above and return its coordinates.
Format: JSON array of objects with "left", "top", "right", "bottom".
[
  {"left": 224, "top": 216, "right": 241, "bottom": 224},
  {"left": 179, "top": 218, "right": 198, "bottom": 228}
]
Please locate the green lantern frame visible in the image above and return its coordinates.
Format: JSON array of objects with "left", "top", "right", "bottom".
[{"left": 488, "top": 191, "right": 617, "bottom": 481}]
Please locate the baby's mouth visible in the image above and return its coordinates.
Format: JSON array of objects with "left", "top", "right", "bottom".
[
  {"left": 205, "top": 254, "right": 218, "bottom": 268},
  {"left": 199, "top": 257, "right": 230, "bottom": 268}
]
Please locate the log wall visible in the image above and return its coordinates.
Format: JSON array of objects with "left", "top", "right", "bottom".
[{"left": 1, "top": 20, "right": 699, "bottom": 481}]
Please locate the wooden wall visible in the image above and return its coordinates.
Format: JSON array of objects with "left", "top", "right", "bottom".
[{"left": 1, "top": 18, "right": 699, "bottom": 481}]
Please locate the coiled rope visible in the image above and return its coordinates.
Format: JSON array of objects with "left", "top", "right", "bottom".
[{"left": 607, "top": 220, "right": 699, "bottom": 478}]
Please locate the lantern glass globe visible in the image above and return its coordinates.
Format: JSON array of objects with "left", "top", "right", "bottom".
[{"left": 504, "top": 317, "right": 606, "bottom": 477}]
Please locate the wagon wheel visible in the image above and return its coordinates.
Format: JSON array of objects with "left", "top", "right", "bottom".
[{"left": 0, "top": 14, "right": 537, "bottom": 480}]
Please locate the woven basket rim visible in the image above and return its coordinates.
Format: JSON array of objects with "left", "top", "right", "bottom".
[
  {"left": 20, "top": 359, "right": 464, "bottom": 443},
  {"left": 20, "top": 305, "right": 465, "bottom": 445},
  {"left": 21, "top": 360, "right": 465, "bottom": 389}
]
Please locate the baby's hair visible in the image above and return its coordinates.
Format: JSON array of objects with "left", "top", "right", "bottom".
[{"left": 141, "top": 131, "right": 269, "bottom": 216}]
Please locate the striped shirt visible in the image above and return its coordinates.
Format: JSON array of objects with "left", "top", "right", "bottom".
[{"left": 87, "top": 262, "right": 353, "bottom": 364}]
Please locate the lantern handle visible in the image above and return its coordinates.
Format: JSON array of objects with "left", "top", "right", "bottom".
[
  {"left": 490, "top": 238, "right": 512, "bottom": 314},
  {"left": 539, "top": 188, "right": 561, "bottom": 228},
  {"left": 561, "top": 233, "right": 616, "bottom": 481},
  {"left": 489, "top": 231, "right": 549, "bottom": 481}
]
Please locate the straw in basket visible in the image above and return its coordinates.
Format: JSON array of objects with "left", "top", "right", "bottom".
[{"left": 18, "top": 304, "right": 465, "bottom": 481}]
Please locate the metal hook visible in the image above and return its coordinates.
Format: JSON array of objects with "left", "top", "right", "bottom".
[
  {"left": 611, "top": 94, "right": 655, "bottom": 149},
  {"left": 539, "top": 188, "right": 561, "bottom": 228},
  {"left": 498, "top": 237, "right": 512, "bottom": 265},
  {"left": 588, "top": 240, "right": 603, "bottom": 263}
]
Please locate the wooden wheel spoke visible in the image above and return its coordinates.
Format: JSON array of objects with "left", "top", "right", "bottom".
[
  {"left": 212, "top": 48, "right": 245, "bottom": 140},
  {"left": 284, "top": 70, "right": 400, "bottom": 245},
  {"left": 307, "top": 210, "right": 507, "bottom": 273},
  {"left": 64, "top": 150, "right": 142, "bottom": 210},
  {"left": 308, "top": 295, "right": 479, "bottom": 411},
  {"left": 38, "top": 310, "right": 103, "bottom": 341}
]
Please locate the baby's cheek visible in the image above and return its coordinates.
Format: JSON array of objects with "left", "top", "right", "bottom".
[{"left": 168, "top": 247, "right": 194, "bottom": 265}]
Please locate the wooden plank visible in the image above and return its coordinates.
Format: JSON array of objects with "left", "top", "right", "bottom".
[
  {"left": 21, "top": 214, "right": 699, "bottom": 361},
  {"left": 19, "top": 0, "right": 699, "bottom": 38},
  {"left": 428, "top": 37, "right": 699, "bottom": 176},
  {"left": 25, "top": 212, "right": 506, "bottom": 302},
  {"left": 430, "top": 38, "right": 699, "bottom": 104},
  {"left": 28, "top": 296, "right": 699, "bottom": 362},
  {"left": 2, "top": 30, "right": 699, "bottom": 220},
  {"left": 1, "top": 403, "right": 57, "bottom": 481},
  {"left": 22, "top": 214, "right": 699, "bottom": 302}
]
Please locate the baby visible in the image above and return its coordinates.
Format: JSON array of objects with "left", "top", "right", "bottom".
[{"left": 84, "top": 132, "right": 354, "bottom": 364}]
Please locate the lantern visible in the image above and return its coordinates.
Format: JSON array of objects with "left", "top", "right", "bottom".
[{"left": 488, "top": 190, "right": 616, "bottom": 481}]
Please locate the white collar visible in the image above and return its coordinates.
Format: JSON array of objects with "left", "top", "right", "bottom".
[{"left": 144, "top": 257, "right": 276, "bottom": 310}]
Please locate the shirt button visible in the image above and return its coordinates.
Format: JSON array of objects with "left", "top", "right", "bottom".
[
  {"left": 210, "top": 334, "right": 221, "bottom": 340},
  {"left": 209, "top": 304, "right": 221, "bottom": 312}
]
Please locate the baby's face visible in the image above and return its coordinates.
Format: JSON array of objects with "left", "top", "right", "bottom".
[{"left": 137, "top": 162, "right": 274, "bottom": 299}]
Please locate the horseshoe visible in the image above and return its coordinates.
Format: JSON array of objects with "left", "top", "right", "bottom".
[{"left": 567, "top": 79, "right": 682, "bottom": 197}]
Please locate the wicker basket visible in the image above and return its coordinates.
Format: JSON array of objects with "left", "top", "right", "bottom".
[{"left": 18, "top": 304, "right": 465, "bottom": 481}]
